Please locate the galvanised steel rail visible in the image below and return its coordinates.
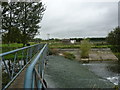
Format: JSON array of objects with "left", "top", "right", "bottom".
[
  {"left": 24, "top": 43, "right": 48, "bottom": 89},
  {"left": 0, "top": 43, "right": 45, "bottom": 90}
]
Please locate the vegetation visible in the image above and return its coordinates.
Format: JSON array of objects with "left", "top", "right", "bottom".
[
  {"left": 106, "top": 26, "right": 120, "bottom": 61},
  {"left": 1, "top": 42, "right": 38, "bottom": 53},
  {"left": 80, "top": 39, "right": 91, "bottom": 58},
  {"left": 63, "top": 52, "right": 75, "bottom": 60},
  {"left": 49, "top": 42, "right": 109, "bottom": 49},
  {"left": 49, "top": 48, "right": 59, "bottom": 55},
  {"left": 1, "top": 2, "right": 45, "bottom": 46},
  {"left": 106, "top": 27, "right": 120, "bottom": 47}
]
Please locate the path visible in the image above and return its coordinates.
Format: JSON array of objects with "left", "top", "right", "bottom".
[{"left": 44, "top": 55, "right": 114, "bottom": 88}]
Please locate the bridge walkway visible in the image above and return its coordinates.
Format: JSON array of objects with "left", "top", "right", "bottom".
[
  {"left": 8, "top": 66, "right": 27, "bottom": 88},
  {"left": 7, "top": 52, "right": 40, "bottom": 89}
]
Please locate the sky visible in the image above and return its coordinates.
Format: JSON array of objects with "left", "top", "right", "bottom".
[{"left": 35, "top": 0, "right": 119, "bottom": 40}]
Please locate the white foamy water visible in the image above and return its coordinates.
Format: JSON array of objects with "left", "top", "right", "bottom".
[
  {"left": 106, "top": 76, "right": 119, "bottom": 85},
  {"left": 82, "top": 61, "right": 119, "bottom": 85}
]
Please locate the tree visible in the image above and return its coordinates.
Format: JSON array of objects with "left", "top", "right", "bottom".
[
  {"left": 106, "top": 26, "right": 120, "bottom": 45},
  {"left": 1, "top": 2, "right": 45, "bottom": 46},
  {"left": 2, "top": 27, "right": 22, "bottom": 43},
  {"left": 106, "top": 26, "right": 120, "bottom": 52}
]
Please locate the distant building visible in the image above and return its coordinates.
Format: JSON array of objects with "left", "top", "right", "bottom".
[
  {"left": 62, "top": 39, "right": 70, "bottom": 44},
  {"left": 62, "top": 39, "right": 76, "bottom": 44},
  {"left": 70, "top": 40, "right": 76, "bottom": 44}
]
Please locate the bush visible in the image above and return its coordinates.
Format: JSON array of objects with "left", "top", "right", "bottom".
[
  {"left": 49, "top": 48, "right": 59, "bottom": 55},
  {"left": 80, "top": 39, "right": 91, "bottom": 58},
  {"left": 114, "top": 53, "right": 120, "bottom": 60},
  {"left": 109, "top": 45, "right": 120, "bottom": 52},
  {"left": 63, "top": 52, "right": 75, "bottom": 60}
]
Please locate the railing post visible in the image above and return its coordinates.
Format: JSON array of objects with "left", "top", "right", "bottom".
[{"left": 11, "top": 53, "right": 17, "bottom": 79}]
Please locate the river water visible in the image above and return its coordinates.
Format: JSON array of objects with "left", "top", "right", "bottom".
[
  {"left": 59, "top": 49, "right": 120, "bottom": 86},
  {"left": 82, "top": 61, "right": 120, "bottom": 86}
]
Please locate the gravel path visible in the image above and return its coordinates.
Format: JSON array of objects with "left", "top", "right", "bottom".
[{"left": 44, "top": 55, "right": 114, "bottom": 88}]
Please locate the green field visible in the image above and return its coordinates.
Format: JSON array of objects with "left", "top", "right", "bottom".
[{"left": 1, "top": 42, "right": 38, "bottom": 53}]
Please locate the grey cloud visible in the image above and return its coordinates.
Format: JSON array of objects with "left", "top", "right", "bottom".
[{"left": 36, "top": 1, "right": 118, "bottom": 39}]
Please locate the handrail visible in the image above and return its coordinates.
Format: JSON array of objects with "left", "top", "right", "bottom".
[
  {"left": 0, "top": 44, "right": 39, "bottom": 56},
  {"left": 1, "top": 43, "right": 45, "bottom": 90},
  {"left": 24, "top": 43, "right": 48, "bottom": 88}
]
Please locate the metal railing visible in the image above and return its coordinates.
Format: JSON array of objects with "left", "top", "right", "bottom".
[
  {"left": 0, "top": 43, "right": 45, "bottom": 89},
  {"left": 24, "top": 43, "right": 48, "bottom": 89}
]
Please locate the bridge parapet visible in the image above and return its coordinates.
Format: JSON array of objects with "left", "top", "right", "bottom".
[
  {"left": 0, "top": 43, "right": 45, "bottom": 89},
  {"left": 24, "top": 44, "right": 48, "bottom": 88}
]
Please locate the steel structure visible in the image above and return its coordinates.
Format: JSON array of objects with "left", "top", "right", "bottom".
[
  {"left": 24, "top": 44, "right": 48, "bottom": 88},
  {"left": 1, "top": 43, "right": 46, "bottom": 89}
]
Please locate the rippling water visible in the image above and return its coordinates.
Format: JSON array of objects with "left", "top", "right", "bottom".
[{"left": 82, "top": 61, "right": 120, "bottom": 85}]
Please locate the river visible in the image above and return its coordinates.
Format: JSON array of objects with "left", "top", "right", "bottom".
[
  {"left": 59, "top": 49, "right": 120, "bottom": 86},
  {"left": 82, "top": 61, "right": 120, "bottom": 86}
]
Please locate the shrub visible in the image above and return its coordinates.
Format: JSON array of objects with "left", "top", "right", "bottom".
[
  {"left": 80, "top": 39, "right": 91, "bottom": 58},
  {"left": 49, "top": 48, "right": 59, "bottom": 55},
  {"left": 114, "top": 53, "right": 120, "bottom": 60},
  {"left": 63, "top": 52, "right": 75, "bottom": 60}
]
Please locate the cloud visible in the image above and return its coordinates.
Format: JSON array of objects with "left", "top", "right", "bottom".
[{"left": 36, "top": 0, "right": 118, "bottom": 39}]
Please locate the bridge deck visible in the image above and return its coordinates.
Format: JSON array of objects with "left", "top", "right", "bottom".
[
  {"left": 7, "top": 52, "right": 40, "bottom": 89},
  {"left": 8, "top": 67, "right": 27, "bottom": 88},
  {"left": 44, "top": 55, "right": 114, "bottom": 88}
]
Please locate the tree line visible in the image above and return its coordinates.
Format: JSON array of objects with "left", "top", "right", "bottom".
[{"left": 1, "top": 1, "right": 45, "bottom": 46}]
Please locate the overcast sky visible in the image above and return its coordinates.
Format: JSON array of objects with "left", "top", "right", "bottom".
[{"left": 36, "top": 0, "right": 119, "bottom": 39}]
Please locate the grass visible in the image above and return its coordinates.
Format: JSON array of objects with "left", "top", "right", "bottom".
[
  {"left": 1, "top": 42, "right": 39, "bottom": 53},
  {"left": 1, "top": 43, "right": 23, "bottom": 48},
  {"left": 63, "top": 52, "right": 75, "bottom": 60},
  {"left": 50, "top": 44, "right": 80, "bottom": 49},
  {"left": 49, "top": 43, "right": 109, "bottom": 49},
  {"left": 1, "top": 42, "right": 38, "bottom": 48}
]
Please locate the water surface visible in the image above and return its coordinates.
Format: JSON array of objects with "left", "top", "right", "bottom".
[{"left": 83, "top": 61, "right": 120, "bottom": 85}]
